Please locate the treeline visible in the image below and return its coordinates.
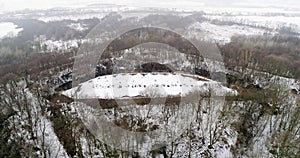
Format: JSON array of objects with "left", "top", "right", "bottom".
[
  {"left": 220, "top": 35, "right": 300, "bottom": 79},
  {"left": 0, "top": 52, "right": 74, "bottom": 83}
]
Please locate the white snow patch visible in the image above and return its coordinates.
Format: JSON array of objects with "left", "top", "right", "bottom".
[{"left": 0, "top": 22, "right": 23, "bottom": 39}]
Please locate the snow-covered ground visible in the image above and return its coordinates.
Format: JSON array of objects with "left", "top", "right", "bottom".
[
  {"left": 187, "top": 22, "right": 275, "bottom": 43},
  {"left": 2, "top": 85, "right": 69, "bottom": 157},
  {"left": 0, "top": 22, "right": 23, "bottom": 39},
  {"left": 204, "top": 15, "right": 300, "bottom": 32},
  {"left": 38, "top": 13, "right": 107, "bottom": 22},
  {"left": 63, "top": 72, "right": 236, "bottom": 99},
  {"left": 200, "top": 7, "right": 300, "bottom": 15},
  {"left": 38, "top": 39, "right": 81, "bottom": 52},
  {"left": 67, "top": 23, "right": 88, "bottom": 31}
]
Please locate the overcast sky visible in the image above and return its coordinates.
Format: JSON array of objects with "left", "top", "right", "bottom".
[{"left": 0, "top": 0, "right": 299, "bottom": 12}]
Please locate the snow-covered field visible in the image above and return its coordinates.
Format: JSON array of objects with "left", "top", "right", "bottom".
[
  {"left": 204, "top": 15, "right": 300, "bottom": 31},
  {"left": 0, "top": 22, "right": 23, "bottom": 39},
  {"left": 63, "top": 72, "right": 236, "bottom": 99},
  {"left": 187, "top": 22, "right": 275, "bottom": 43}
]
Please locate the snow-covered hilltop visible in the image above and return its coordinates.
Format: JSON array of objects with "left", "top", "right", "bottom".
[{"left": 63, "top": 72, "right": 236, "bottom": 99}]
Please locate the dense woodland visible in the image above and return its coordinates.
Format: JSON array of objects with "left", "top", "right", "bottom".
[
  {"left": 221, "top": 35, "right": 300, "bottom": 79},
  {"left": 1, "top": 33, "right": 300, "bottom": 84}
]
